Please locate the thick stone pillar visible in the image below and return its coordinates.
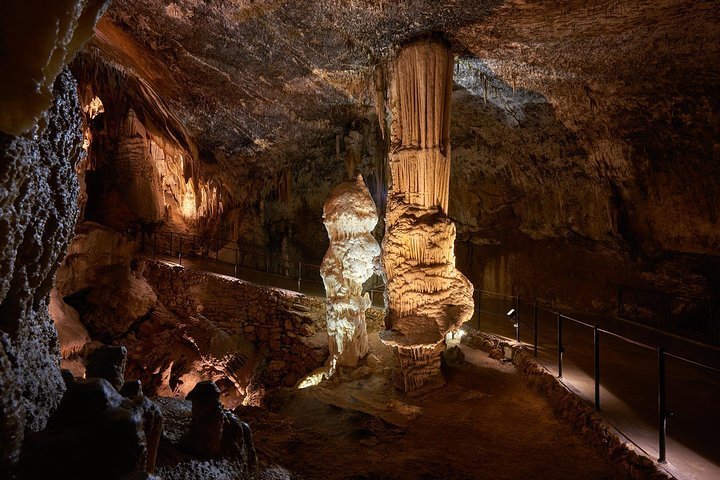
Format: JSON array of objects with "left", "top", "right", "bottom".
[
  {"left": 320, "top": 175, "right": 381, "bottom": 367},
  {"left": 380, "top": 39, "right": 474, "bottom": 392}
]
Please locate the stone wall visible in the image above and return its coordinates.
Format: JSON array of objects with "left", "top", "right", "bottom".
[{"left": 142, "top": 260, "right": 328, "bottom": 388}]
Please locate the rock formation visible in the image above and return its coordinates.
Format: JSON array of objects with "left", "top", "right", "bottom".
[
  {"left": 0, "top": 0, "right": 109, "bottom": 135},
  {"left": 320, "top": 175, "right": 381, "bottom": 368},
  {"left": 20, "top": 375, "right": 164, "bottom": 479},
  {"left": 179, "top": 380, "right": 258, "bottom": 472},
  {"left": 86, "top": 345, "right": 128, "bottom": 391},
  {"left": 380, "top": 39, "right": 474, "bottom": 392},
  {"left": 0, "top": 69, "right": 85, "bottom": 437}
]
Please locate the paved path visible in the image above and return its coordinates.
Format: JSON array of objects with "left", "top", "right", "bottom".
[{"left": 477, "top": 296, "right": 720, "bottom": 480}]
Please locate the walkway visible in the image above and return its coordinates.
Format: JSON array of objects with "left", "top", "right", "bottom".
[
  {"left": 476, "top": 294, "right": 720, "bottom": 480},
  {"left": 241, "top": 333, "right": 619, "bottom": 480},
  {"left": 141, "top": 249, "right": 719, "bottom": 480}
]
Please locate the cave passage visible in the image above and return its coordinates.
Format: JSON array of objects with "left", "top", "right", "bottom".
[{"left": 1, "top": 2, "right": 719, "bottom": 480}]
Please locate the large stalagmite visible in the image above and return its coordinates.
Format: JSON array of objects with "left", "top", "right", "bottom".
[
  {"left": 321, "top": 175, "right": 381, "bottom": 367},
  {"left": 380, "top": 39, "right": 474, "bottom": 392}
]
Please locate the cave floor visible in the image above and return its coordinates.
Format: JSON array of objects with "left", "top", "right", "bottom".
[{"left": 239, "top": 335, "right": 619, "bottom": 480}]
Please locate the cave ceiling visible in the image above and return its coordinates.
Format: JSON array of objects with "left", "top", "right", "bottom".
[{"left": 86, "top": 0, "right": 719, "bottom": 220}]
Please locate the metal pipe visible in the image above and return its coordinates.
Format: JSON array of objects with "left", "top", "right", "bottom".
[
  {"left": 297, "top": 261, "right": 302, "bottom": 292},
  {"left": 515, "top": 295, "right": 520, "bottom": 342},
  {"left": 533, "top": 303, "right": 538, "bottom": 357},
  {"left": 179, "top": 236, "right": 183, "bottom": 266},
  {"left": 658, "top": 346, "right": 667, "bottom": 463},
  {"left": 557, "top": 312, "right": 563, "bottom": 378},
  {"left": 594, "top": 325, "right": 600, "bottom": 410},
  {"left": 477, "top": 289, "right": 481, "bottom": 331}
]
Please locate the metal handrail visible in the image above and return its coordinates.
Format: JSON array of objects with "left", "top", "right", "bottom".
[{"left": 475, "top": 287, "right": 719, "bottom": 465}]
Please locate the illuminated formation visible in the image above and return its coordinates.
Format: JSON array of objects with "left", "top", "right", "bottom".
[
  {"left": 380, "top": 39, "right": 474, "bottom": 392},
  {"left": 320, "top": 175, "right": 381, "bottom": 367}
]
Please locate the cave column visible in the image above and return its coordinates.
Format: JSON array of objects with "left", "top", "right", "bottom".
[{"left": 380, "top": 39, "right": 474, "bottom": 392}]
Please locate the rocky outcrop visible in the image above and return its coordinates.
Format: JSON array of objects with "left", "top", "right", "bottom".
[
  {"left": 380, "top": 39, "right": 474, "bottom": 392},
  {"left": 55, "top": 222, "right": 157, "bottom": 341},
  {"left": 86, "top": 345, "right": 129, "bottom": 391},
  {"left": 0, "top": 0, "right": 109, "bottom": 135},
  {"left": 320, "top": 175, "right": 381, "bottom": 367},
  {"left": 20, "top": 375, "right": 164, "bottom": 479},
  {"left": 154, "top": 390, "right": 258, "bottom": 480},
  {"left": 0, "top": 69, "right": 85, "bottom": 434}
]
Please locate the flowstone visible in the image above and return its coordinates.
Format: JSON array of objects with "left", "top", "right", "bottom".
[
  {"left": 380, "top": 39, "right": 474, "bottom": 392},
  {"left": 320, "top": 175, "right": 381, "bottom": 368}
]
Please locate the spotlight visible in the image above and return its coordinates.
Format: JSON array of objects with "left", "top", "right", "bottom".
[{"left": 506, "top": 308, "right": 515, "bottom": 317}]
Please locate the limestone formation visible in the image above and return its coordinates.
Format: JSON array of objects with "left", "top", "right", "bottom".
[
  {"left": 380, "top": 39, "right": 474, "bottom": 392},
  {"left": 0, "top": 68, "right": 84, "bottom": 432},
  {"left": 55, "top": 222, "right": 158, "bottom": 340},
  {"left": 183, "top": 381, "right": 224, "bottom": 457},
  {"left": 181, "top": 380, "right": 258, "bottom": 473},
  {"left": 49, "top": 289, "right": 90, "bottom": 360},
  {"left": 320, "top": 175, "right": 381, "bottom": 368},
  {"left": 0, "top": 334, "right": 23, "bottom": 479},
  {"left": 0, "top": 0, "right": 109, "bottom": 134},
  {"left": 86, "top": 345, "right": 128, "bottom": 391},
  {"left": 20, "top": 377, "right": 164, "bottom": 479}
]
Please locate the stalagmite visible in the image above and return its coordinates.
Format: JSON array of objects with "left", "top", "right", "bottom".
[
  {"left": 380, "top": 38, "right": 474, "bottom": 392},
  {"left": 320, "top": 175, "right": 381, "bottom": 368}
]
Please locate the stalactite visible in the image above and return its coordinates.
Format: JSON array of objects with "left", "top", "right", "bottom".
[{"left": 381, "top": 39, "right": 474, "bottom": 393}]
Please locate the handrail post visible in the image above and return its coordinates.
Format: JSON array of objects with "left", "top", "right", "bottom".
[
  {"left": 557, "top": 312, "right": 563, "bottom": 378},
  {"left": 594, "top": 325, "right": 600, "bottom": 410},
  {"left": 533, "top": 302, "right": 538, "bottom": 357},
  {"left": 712, "top": 300, "right": 717, "bottom": 346},
  {"left": 265, "top": 253, "right": 270, "bottom": 286},
  {"left": 297, "top": 261, "right": 302, "bottom": 292},
  {"left": 477, "top": 289, "right": 481, "bottom": 331},
  {"left": 658, "top": 346, "right": 667, "bottom": 463},
  {"left": 234, "top": 248, "right": 238, "bottom": 277},
  {"left": 634, "top": 287, "right": 640, "bottom": 323},
  {"left": 515, "top": 295, "right": 521, "bottom": 342},
  {"left": 179, "top": 235, "right": 183, "bottom": 266}
]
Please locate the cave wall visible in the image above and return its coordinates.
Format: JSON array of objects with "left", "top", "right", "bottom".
[{"left": 0, "top": 69, "right": 84, "bottom": 432}]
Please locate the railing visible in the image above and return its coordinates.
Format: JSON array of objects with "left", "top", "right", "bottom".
[
  {"left": 133, "top": 228, "right": 386, "bottom": 305},
  {"left": 475, "top": 288, "right": 720, "bottom": 469},
  {"left": 617, "top": 284, "right": 718, "bottom": 347}
]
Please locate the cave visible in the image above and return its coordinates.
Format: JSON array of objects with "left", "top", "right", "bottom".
[{"left": 1, "top": 1, "right": 719, "bottom": 480}]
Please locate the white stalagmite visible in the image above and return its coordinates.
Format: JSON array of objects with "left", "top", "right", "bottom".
[
  {"left": 321, "top": 175, "right": 381, "bottom": 367},
  {"left": 381, "top": 38, "right": 475, "bottom": 392}
]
